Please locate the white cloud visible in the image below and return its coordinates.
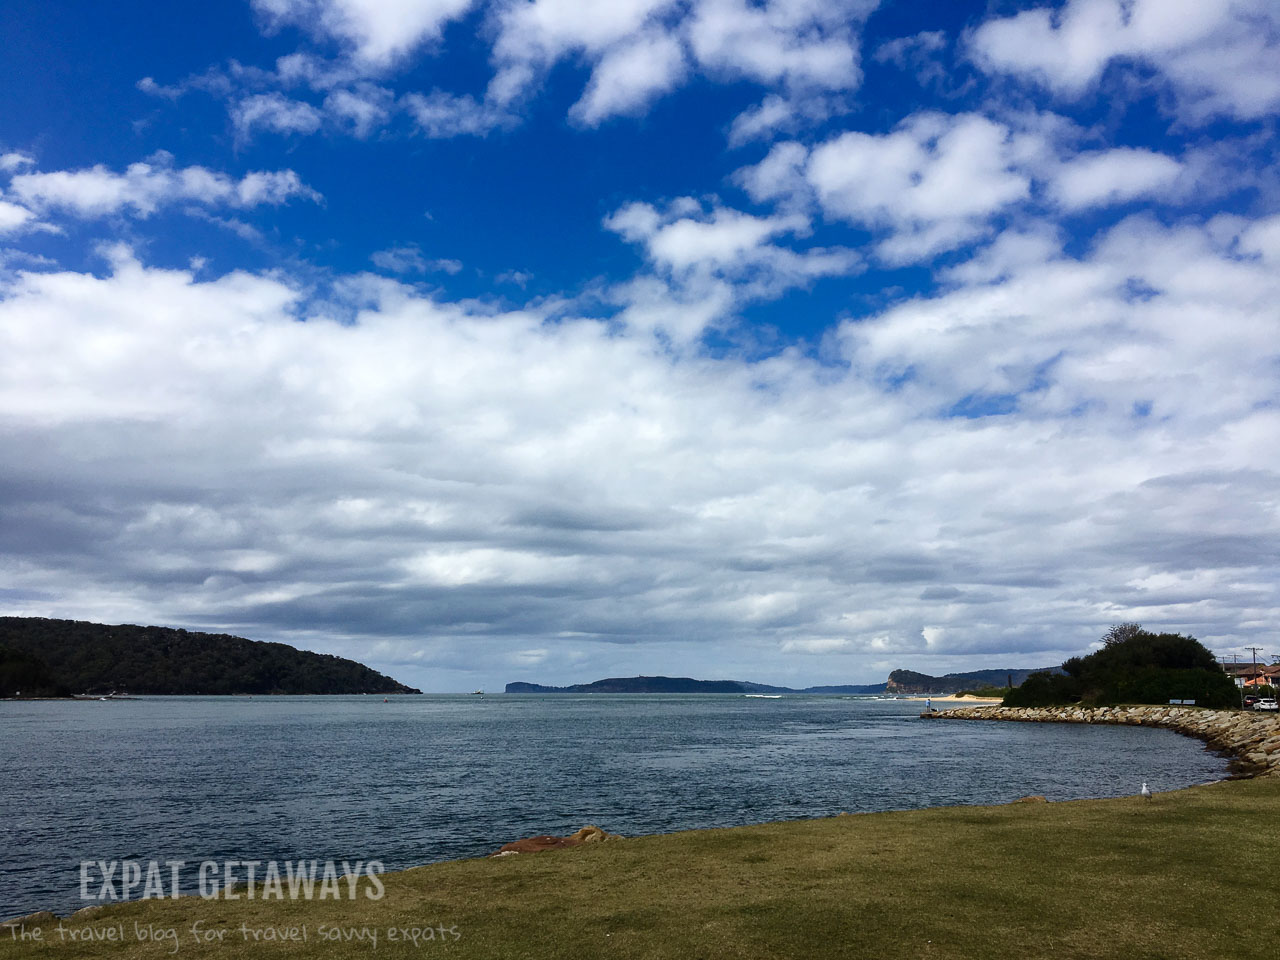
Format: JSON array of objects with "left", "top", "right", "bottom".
[
  {"left": 235, "top": 170, "right": 322, "bottom": 207},
  {"left": 252, "top": 0, "right": 476, "bottom": 66},
  {"left": 9, "top": 156, "right": 320, "bottom": 218},
  {"left": 726, "top": 93, "right": 849, "bottom": 148},
  {"left": 2, "top": 223, "right": 1278, "bottom": 686},
  {"left": 487, "top": 0, "right": 679, "bottom": 110},
  {"left": 780, "top": 637, "right": 853, "bottom": 654},
  {"left": 970, "top": 0, "right": 1280, "bottom": 123},
  {"left": 231, "top": 93, "right": 325, "bottom": 138},
  {"left": 874, "top": 30, "right": 952, "bottom": 91},
  {"left": 0, "top": 152, "right": 36, "bottom": 173},
  {"left": 599, "top": 198, "right": 861, "bottom": 345},
  {"left": 940, "top": 223, "right": 1065, "bottom": 285},
  {"left": 1237, "top": 213, "right": 1280, "bottom": 263},
  {"left": 274, "top": 52, "right": 369, "bottom": 91},
  {"left": 604, "top": 198, "right": 859, "bottom": 333},
  {"left": 727, "top": 94, "right": 796, "bottom": 147},
  {"left": 146, "top": 0, "right": 885, "bottom": 140},
  {"left": 806, "top": 113, "right": 1032, "bottom": 263},
  {"left": 875, "top": 30, "right": 945, "bottom": 66},
  {"left": 401, "top": 90, "right": 513, "bottom": 137},
  {"left": 323, "top": 84, "right": 395, "bottom": 137},
  {"left": 487, "top": 0, "right": 877, "bottom": 127},
  {"left": 607, "top": 200, "right": 807, "bottom": 271},
  {"left": 735, "top": 140, "right": 809, "bottom": 205},
  {"left": 370, "top": 245, "right": 463, "bottom": 274},
  {"left": 569, "top": 29, "right": 687, "bottom": 125},
  {"left": 1050, "top": 147, "right": 1182, "bottom": 210},
  {"left": 491, "top": 0, "right": 677, "bottom": 69},
  {"left": 0, "top": 198, "right": 37, "bottom": 234},
  {"left": 686, "top": 0, "right": 874, "bottom": 91}
]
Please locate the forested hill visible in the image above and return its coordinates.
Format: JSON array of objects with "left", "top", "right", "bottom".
[
  {"left": 505, "top": 676, "right": 888, "bottom": 694},
  {"left": 0, "top": 617, "right": 421, "bottom": 696},
  {"left": 885, "top": 668, "right": 1056, "bottom": 694}
]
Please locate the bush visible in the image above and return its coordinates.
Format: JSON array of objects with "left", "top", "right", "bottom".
[
  {"left": 1097, "top": 667, "right": 1238, "bottom": 708},
  {"left": 1003, "top": 672, "right": 1083, "bottom": 707}
]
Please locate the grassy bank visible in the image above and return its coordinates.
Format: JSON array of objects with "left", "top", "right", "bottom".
[{"left": 5, "top": 777, "right": 1279, "bottom": 960}]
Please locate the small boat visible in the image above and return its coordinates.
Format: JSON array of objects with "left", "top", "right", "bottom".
[
  {"left": 744, "top": 694, "right": 782, "bottom": 699},
  {"left": 471, "top": 689, "right": 485, "bottom": 696}
]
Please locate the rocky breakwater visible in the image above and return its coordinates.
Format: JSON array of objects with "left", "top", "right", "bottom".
[{"left": 927, "top": 705, "right": 1280, "bottom": 778}]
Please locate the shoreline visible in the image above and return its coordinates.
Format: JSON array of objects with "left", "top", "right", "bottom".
[
  {"left": 7, "top": 702, "right": 1267, "bottom": 925},
  {"left": 5, "top": 777, "right": 1279, "bottom": 960},
  {"left": 930, "top": 704, "right": 1280, "bottom": 779}
]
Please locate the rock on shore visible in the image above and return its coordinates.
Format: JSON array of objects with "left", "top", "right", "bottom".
[
  {"left": 928, "top": 705, "right": 1280, "bottom": 778},
  {"left": 491, "top": 825, "right": 621, "bottom": 857}
]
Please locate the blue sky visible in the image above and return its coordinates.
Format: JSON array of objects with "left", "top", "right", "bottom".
[{"left": 2, "top": 0, "right": 1279, "bottom": 691}]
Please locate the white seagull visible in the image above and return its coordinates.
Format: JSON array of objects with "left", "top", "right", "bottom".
[{"left": 1140, "top": 782, "right": 1152, "bottom": 801}]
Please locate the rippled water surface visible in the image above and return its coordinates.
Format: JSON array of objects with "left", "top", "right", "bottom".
[{"left": 0, "top": 694, "right": 1227, "bottom": 917}]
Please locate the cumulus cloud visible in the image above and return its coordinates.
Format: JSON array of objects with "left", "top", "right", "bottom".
[
  {"left": 400, "top": 90, "right": 513, "bottom": 137},
  {"left": 7, "top": 2, "right": 1279, "bottom": 689},
  {"left": 231, "top": 92, "right": 325, "bottom": 138},
  {"left": 488, "top": 0, "right": 679, "bottom": 105},
  {"left": 970, "top": 0, "right": 1280, "bottom": 123},
  {"left": 734, "top": 140, "right": 809, "bottom": 205},
  {"left": 479, "top": 0, "right": 877, "bottom": 128},
  {"left": 252, "top": 0, "right": 476, "bottom": 66},
  {"left": 1050, "top": 147, "right": 1183, "bottom": 209},
  {"left": 142, "top": 0, "right": 886, "bottom": 141},
  {"left": 727, "top": 94, "right": 797, "bottom": 147},
  {"left": 604, "top": 198, "right": 859, "bottom": 339},
  {"left": 733, "top": 112, "right": 1200, "bottom": 264},
  {"left": 0, "top": 152, "right": 36, "bottom": 173},
  {"left": 0, "top": 199, "right": 37, "bottom": 234},
  {"left": 323, "top": 83, "right": 395, "bottom": 137},
  {"left": 806, "top": 113, "right": 1033, "bottom": 263},
  {"left": 8, "top": 155, "right": 321, "bottom": 218},
  {"left": 685, "top": 0, "right": 874, "bottom": 91},
  {"left": 569, "top": 28, "right": 687, "bottom": 125},
  {"left": 1, "top": 222, "right": 1277, "bottom": 686}
]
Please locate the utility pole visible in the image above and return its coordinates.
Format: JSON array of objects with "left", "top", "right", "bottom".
[{"left": 1246, "top": 647, "right": 1264, "bottom": 703}]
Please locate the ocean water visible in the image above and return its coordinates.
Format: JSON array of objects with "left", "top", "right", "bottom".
[{"left": 0, "top": 694, "right": 1227, "bottom": 918}]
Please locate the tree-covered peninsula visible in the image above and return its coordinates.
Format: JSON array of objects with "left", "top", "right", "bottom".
[
  {"left": 1004, "top": 624, "right": 1237, "bottom": 708},
  {"left": 0, "top": 617, "right": 421, "bottom": 696}
]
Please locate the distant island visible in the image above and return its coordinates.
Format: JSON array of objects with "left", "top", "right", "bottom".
[
  {"left": 507, "top": 667, "right": 1054, "bottom": 695},
  {"left": 505, "top": 676, "right": 886, "bottom": 694},
  {"left": 504, "top": 680, "right": 885, "bottom": 696},
  {"left": 0, "top": 617, "right": 421, "bottom": 696}
]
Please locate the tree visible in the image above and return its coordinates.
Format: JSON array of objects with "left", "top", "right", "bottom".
[{"left": 1102, "top": 622, "right": 1144, "bottom": 647}]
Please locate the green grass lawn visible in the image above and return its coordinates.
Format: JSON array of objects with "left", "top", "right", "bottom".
[{"left": 5, "top": 778, "right": 1279, "bottom": 960}]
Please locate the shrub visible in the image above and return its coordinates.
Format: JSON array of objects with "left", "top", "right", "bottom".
[{"left": 1003, "top": 672, "right": 1083, "bottom": 707}]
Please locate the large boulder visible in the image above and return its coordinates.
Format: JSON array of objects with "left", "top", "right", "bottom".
[{"left": 492, "top": 825, "right": 620, "bottom": 856}]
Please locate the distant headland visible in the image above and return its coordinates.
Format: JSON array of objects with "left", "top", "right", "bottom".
[
  {"left": 506, "top": 676, "right": 885, "bottom": 694},
  {"left": 0, "top": 617, "right": 421, "bottom": 697},
  {"left": 505, "top": 667, "right": 1053, "bottom": 695}
]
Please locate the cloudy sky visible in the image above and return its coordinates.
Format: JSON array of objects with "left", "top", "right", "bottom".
[{"left": 2, "top": 0, "right": 1278, "bottom": 691}]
